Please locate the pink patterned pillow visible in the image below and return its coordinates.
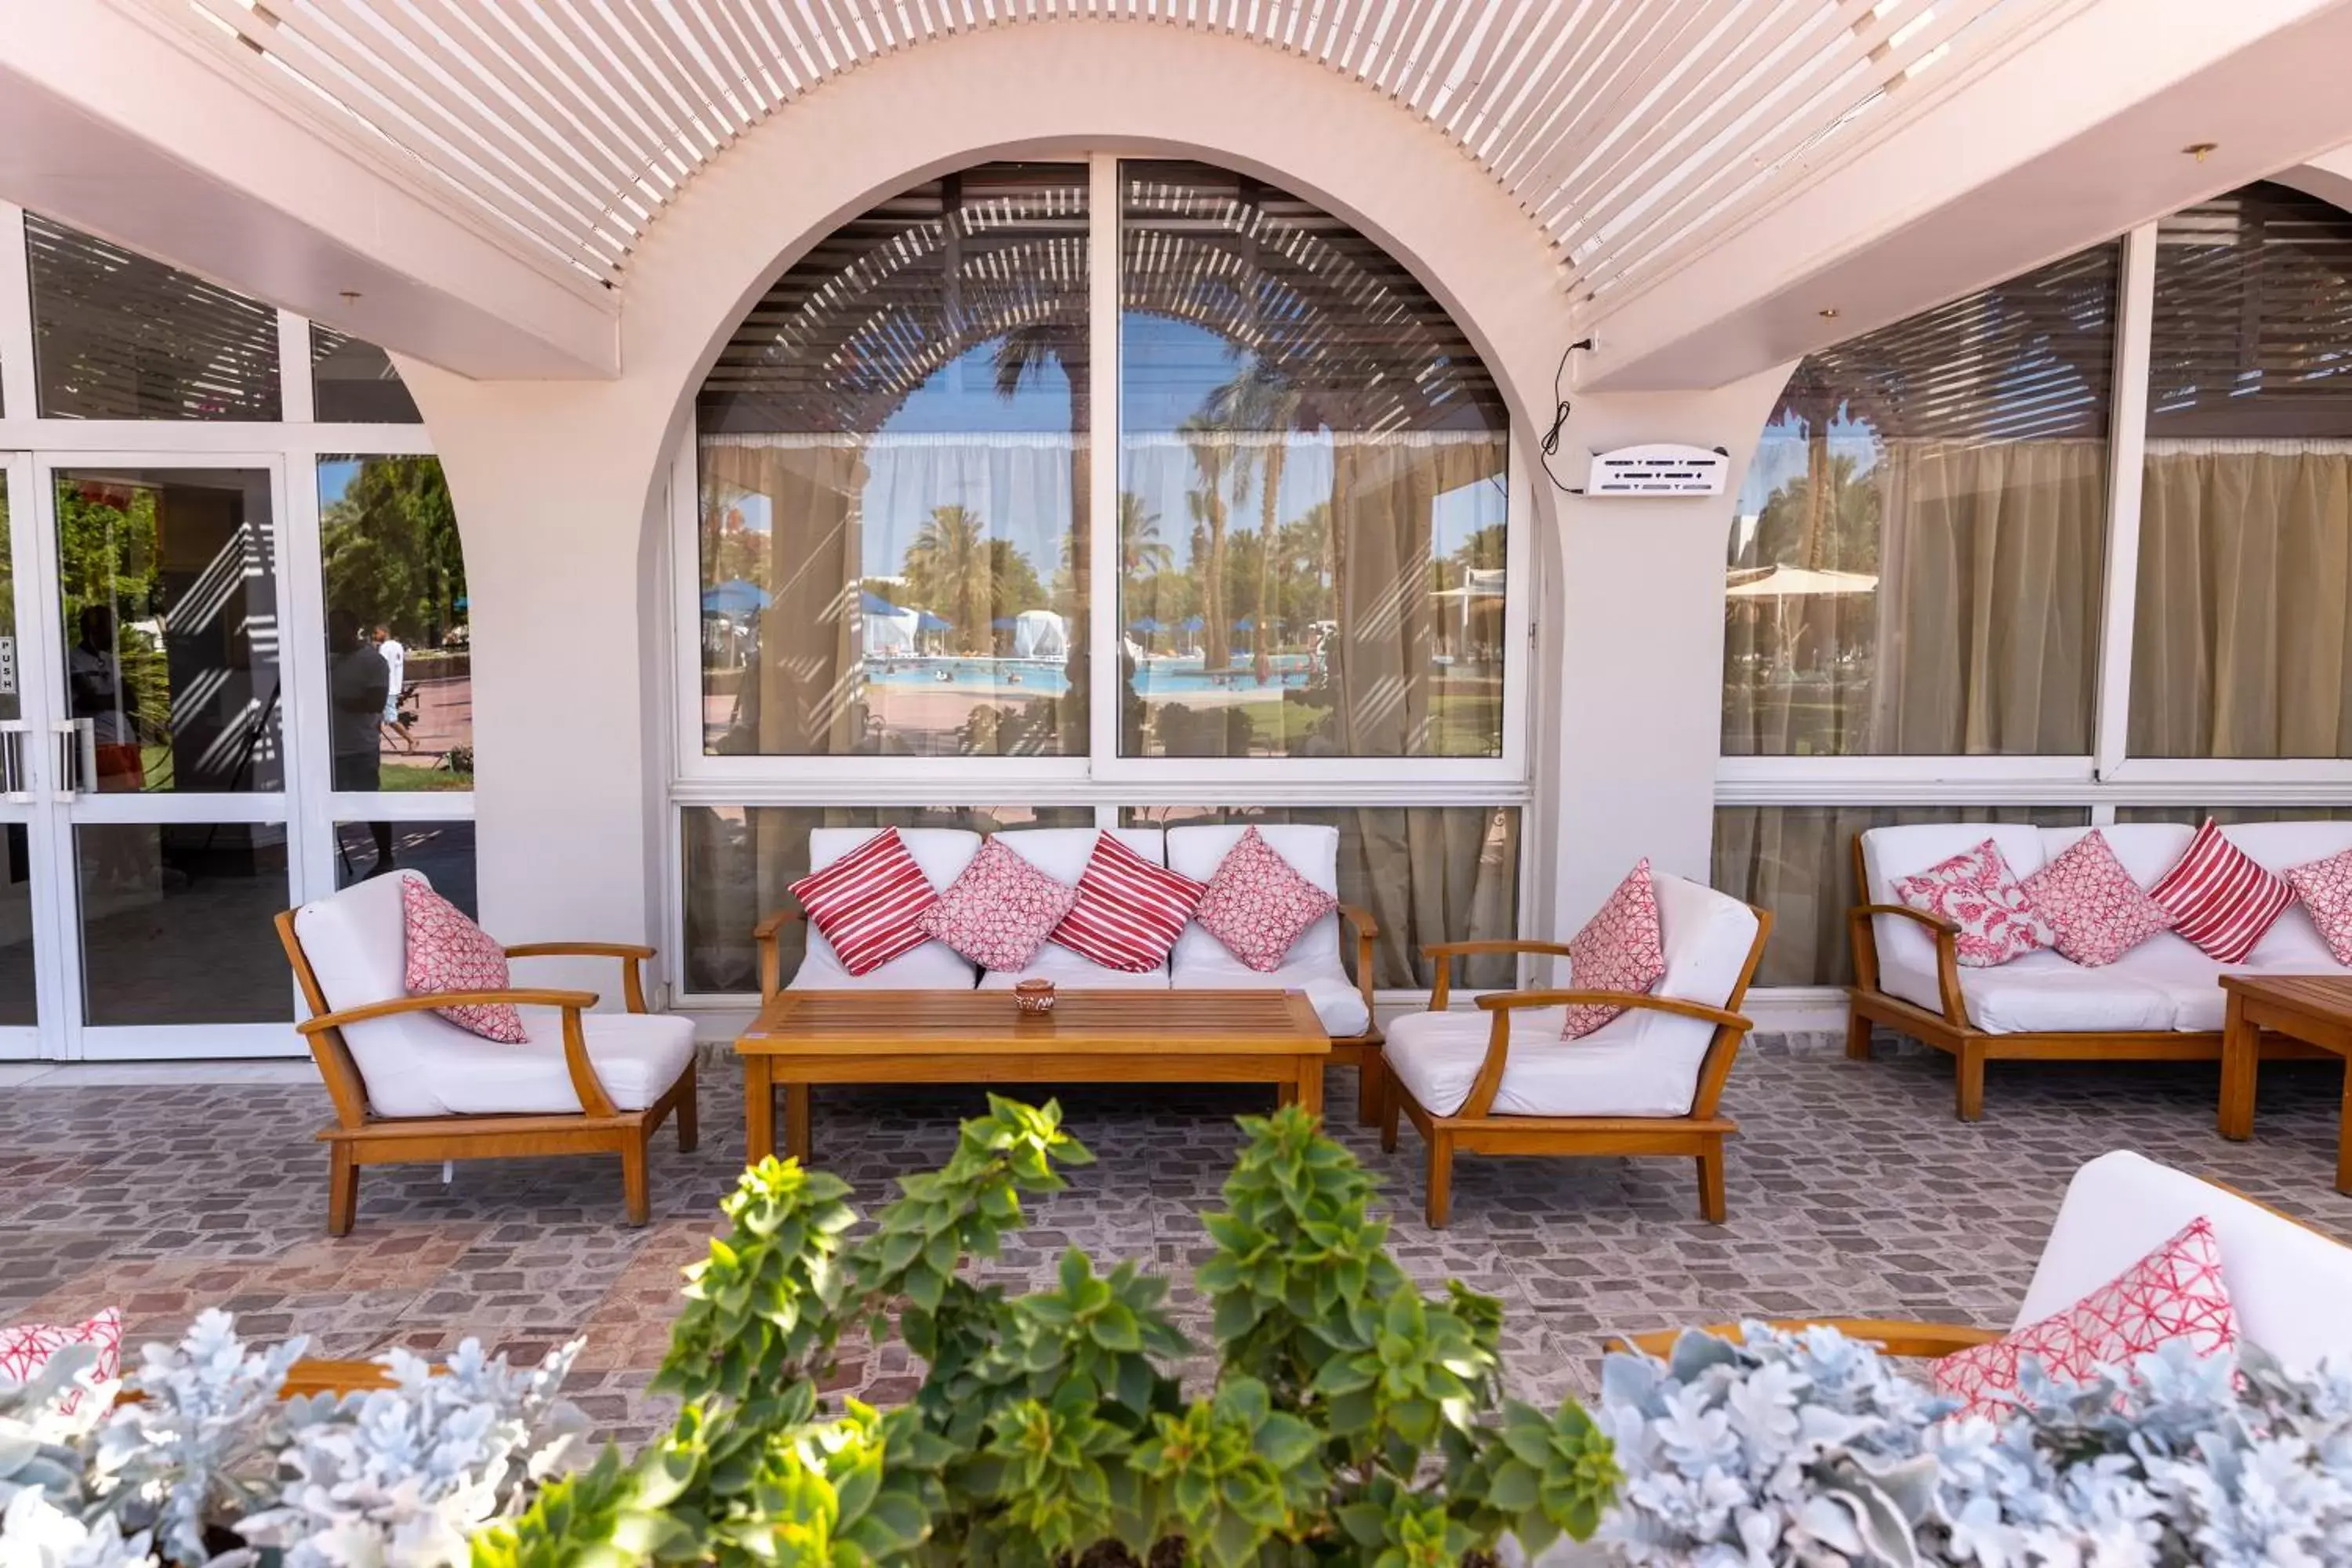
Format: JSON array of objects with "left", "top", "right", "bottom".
[
  {"left": 1933, "top": 1217, "right": 2235, "bottom": 1420},
  {"left": 1561, "top": 858, "right": 1668, "bottom": 1040},
  {"left": 2284, "top": 848, "right": 2352, "bottom": 966},
  {"left": 402, "top": 874, "right": 526, "bottom": 1043},
  {"left": 0, "top": 1308, "right": 122, "bottom": 1414},
  {"left": 916, "top": 836, "right": 1078, "bottom": 972},
  {"left": 1893, "top": 839, "right": 2055, "bottom": 968},
  {"left": 2149, "top": 819, "right": 2293, "bottom": 964},
  {"left": 2020, "top": 829, "right": 2175, "bottom": 967},
  {"left": 1192, "top": 827, "right": 1338, "bottom": 973}
]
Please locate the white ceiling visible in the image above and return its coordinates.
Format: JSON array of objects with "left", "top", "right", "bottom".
[{"left": 134, "top": 0, "right": 2074, "bottom": 314}]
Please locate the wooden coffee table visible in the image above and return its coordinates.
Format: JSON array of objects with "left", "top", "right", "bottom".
[
  {"left": 735, "top": 989, "right": 1330, "bottom": 1163},
  {"left": 2218, "top": 973, "right": 2352, "bottom": 1192}
]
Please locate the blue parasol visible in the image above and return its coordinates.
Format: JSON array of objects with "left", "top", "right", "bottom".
[
  {"left": 702, "top": 578, "right": 770, "bottom": 616},
  {"left": 914, "top": 610, "right": 954, "bottom": 633},
  {"left": 1127, "top": 616, "right": 1166, "bottom": 634}
]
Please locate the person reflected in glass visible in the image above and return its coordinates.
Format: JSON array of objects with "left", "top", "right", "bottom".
[
  {"left": 372, "top": 623, "right": 414, "bottom": 754},
  {"left": 328, "top": 608, "right": 394, "bottom": 877},
  {"left": 68, "top": 605, "right": 144, "bottom": 791}
]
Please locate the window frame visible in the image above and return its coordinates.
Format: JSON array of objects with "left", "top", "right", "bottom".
[
  {"left": 1719, "top": 212, "right": 2352, "bottom": 996},
  {"left": 660, "top": 151, "right": 1537, "bottom": 1007}
]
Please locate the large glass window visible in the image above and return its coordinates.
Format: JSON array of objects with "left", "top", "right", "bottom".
[
  {"left": 317, "top": 456, "right": 472, "bottom": 792},
  {"left": 697, "top": 165, "right": 1090, "bottom": 759},
  {"left": 76, "top": 823, "right": 289, "bottom": 1025},
  {"left": 1725, "top": 247, "right": 2118, "bottom": 757},
  {"left": 2131, "top": 183, "right": 2352, "bottom": 759},
  {"left": 25, "top": 215, "right": 281, "bottom": 421},
  {"left": 1119, "top": 163, "right": 1509, "bottom": 760},
  {"left": 1, "top": 474, "right": 28, "bottom": 1028},
  {"left": 310, "top": 326, "right": 423, "bottom": 423},
  {"left": 54, "top": 468, "right": 281, "bottom": 794}
]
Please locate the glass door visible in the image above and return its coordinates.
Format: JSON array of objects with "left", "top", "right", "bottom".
[
  {"left": 24, "top": 456, "right": 303, "bottom": 1058},
  {"left": 0, "top": 452, "right": 52, "bottom": 1059}
]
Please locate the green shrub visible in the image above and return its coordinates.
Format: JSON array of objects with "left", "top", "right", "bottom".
[{"left": 474, "top": 1098, "right": 1618, "bottom": 1566}]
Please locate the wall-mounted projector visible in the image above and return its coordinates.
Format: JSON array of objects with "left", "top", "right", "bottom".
[{"left": 1583, "top": 444, "right": 1730, "bottom": 496}]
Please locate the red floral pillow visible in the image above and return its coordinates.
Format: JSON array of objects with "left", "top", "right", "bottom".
[
  {"left": 1192, "top": 827, "right": 1338, "bottom": 973},
  {"left": 2019, "top": 829, "right": 2175, "bottom": 967},
  {"left": 1561, "top": 858, "right": 1668, "bottom": 1039},
  {"left": 2284, "top": 848, "right": 2352, "bottom": 967},
  {"left": 1051, "top": 833, "right": 1206, "bottom": 972},
  {"left": 916, "top": 836, "right": 1079, "bottom": 972},
  {"left": 402, "top": 875, "right": 526, "bottom": 1042},
  {"left": 2149, "top": 818, "right": 2294, "bottom": 964},
  {"left": 1933, "top": 1217, "right": 2235, "bottom": 1420},
  {"left": 1893, "top": 839, "right": 2055, "bottom": 968},
  {"left": 0, "top": 1308, "right": 122, "bottom": 1414},
  {"left": 789, "top": 827, "right": 941, "bottom": 977}
]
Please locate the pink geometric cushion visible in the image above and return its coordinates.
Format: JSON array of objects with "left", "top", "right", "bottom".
[
  {"left": 0, "top": 1308, "right": 122, "bottom": 1414},
  {"left": 2149, "top": 819, "right": 2294, "bottom": 964},
  {"left": 2284, "top": 848, "right": 2352, "bottom": 966},
  {"left": 916, "top": 835, "right": 1079, "bottom": 972},
  {"left": 2020, "top": 829, "right": 2175, "bottom": 968},
  {"left": 789, "top": 827, "right": 940, "bottom": 977},
  {"left": 401, "top": 874, "right": 525, "bottom": 1043},
  {"left": 1893, "top": 838, "right": 2055, "bottom": 968},
  {"left": 1933, "top": 1216, "right": 2236, "bottom": 1420},
  {"left": 1192, "top": 826, "right": 1338, "bottom": 974},
  {"left": 1051, "top": 833, "right": 1205, "bottom": 972},
  {"left": 1560, "top": 858, "right": 1667, "bottom": 1040}
]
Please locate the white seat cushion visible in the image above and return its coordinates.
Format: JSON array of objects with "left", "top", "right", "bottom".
[
  {"left": 788, "top": 827, "right": 982, "bottom": 989},
  {"left": 1930, "top": 949, "right": 2178, "bottom": 1034},
  {"left": 2019, "top": 1151, "right": 2352, "bottom": 1372},
  {"left": 292, "top": 871, "right": 692, "bottom": 1118},
  {"left": 1165, "top": 825, "right": 1367, "bottom": 1036},
  {"left": 1385, "top": 873, "right": 1759, "bottom": 1119},
  {"left": 1862, "top": 824, "right": 2051, "bottom": 1016}
]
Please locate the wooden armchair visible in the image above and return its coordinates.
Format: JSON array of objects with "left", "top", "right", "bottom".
[
  {"left": 276, "top": 873, "right": 697, "bottom": 1236},
  {"left": 1378, "top": 876, "right": 1770, "bottom": 1227}
]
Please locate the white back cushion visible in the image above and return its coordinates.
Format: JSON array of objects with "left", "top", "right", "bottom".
[
  {"left": 2038, "top": 823, "right": 2194, "bottom": 888},
  {"left": 292, "top": 871, "right": 492, "bottom": 1094},
  {"left": 1861, "top": 824, "right": 2050, "bottom": 982},
  {"left": 2036, "top": 822, "right": 2352, "bottom": 970},
  {"left": 798, "top": 827, "right": 981, "bottom": 988},
  {"left": 1575, "top": 873, "right": 1760, "bottom": 1059},
  {"left": 989, "top": 827, "right": 1163, "bottom": 884},
  {"left": 1167, "top": 825, "right": 1341, "bottom": 971},
  {"left": 2019, "top": 1151, "right": 2352, "bottom": 1371}
]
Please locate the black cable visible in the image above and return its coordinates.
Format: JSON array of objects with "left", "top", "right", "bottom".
[{"left": 1537, "top": 339, "right": 1593, "bottom": 492}]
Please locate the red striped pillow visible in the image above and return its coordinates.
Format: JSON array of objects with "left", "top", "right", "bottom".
[
  {"left": 1050, "top": 833, "right": 1206, "bottom": 972},
  {"left": 788, "top": 827, "right": 942, "bottom": 977},
  {"left": 2148, "top": 819, "right": 2293, "bottom": 964}
]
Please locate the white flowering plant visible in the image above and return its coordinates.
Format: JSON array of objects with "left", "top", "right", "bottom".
[
  {"left": 0, "top": 1310, "right": 583, "bottom": 1568},
  {"left": 1597, "top": 1320, "right": 2352, "bottom": 1567}
]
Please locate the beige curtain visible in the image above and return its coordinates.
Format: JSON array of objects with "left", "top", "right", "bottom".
[
  {"left": 1712, "top": 804, "right": 2088, "bottom": 988},
  {"left": 2130, "top": 440, "right": 2352, "bottom": 758}
]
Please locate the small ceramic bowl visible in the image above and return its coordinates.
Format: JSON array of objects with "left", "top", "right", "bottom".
[{"left": 1013, "top": 978, "right": 1057, "bottom": 1014}]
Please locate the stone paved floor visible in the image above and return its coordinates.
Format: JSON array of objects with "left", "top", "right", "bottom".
[{"left": 5, "top": 1033, "right": 2349, "bottom": 1445}]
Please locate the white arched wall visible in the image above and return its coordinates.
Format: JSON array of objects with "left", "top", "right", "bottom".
[{"left": 399, "top": 22, "right": 1789, "bottom": 1004}]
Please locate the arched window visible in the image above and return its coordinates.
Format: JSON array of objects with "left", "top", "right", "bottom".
[{"left": 677, "top": 158, "right": 1527, "bottom": 996}]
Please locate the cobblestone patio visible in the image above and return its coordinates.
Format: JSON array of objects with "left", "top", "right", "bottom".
[{"left": 5, "top": 1033, "right": 2349, "bottom": 1445}]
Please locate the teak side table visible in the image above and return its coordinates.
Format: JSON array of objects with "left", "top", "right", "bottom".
[
  {"left": 2217, "top": 973, "right": 2352, "bottom": 1194},
  {"left": 735, "top": 988, "right": 1330, "bottom": 1163}
]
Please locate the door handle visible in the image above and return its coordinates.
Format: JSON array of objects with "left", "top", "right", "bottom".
[
  {"left": 52, "top": 718, "right": 91, "bottom": 801},
  {"left": 0, "top": 720, "right": 28, "bottom": 803}
]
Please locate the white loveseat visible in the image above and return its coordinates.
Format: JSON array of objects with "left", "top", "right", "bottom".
[
  {"left": 754, "top": 824, "right": 1385, "bottom": 1116},
  {"left": 280, "top": 870, "right": 699, "bottom": 1232},
  {"left": 1848, "top": 820, "right": 2352, "bottom": 1120}
]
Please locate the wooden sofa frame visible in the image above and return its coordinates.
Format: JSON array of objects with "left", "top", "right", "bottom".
[
  {"left": 754, "top": 898, "right": 1388, "bottom": 1123},
  {"left": 1842, "top": 837, "right": 2325, "bottom": 1122},
  {"left": 275, "top": 913, "right": 697, "bottom": 1235},
  {"left": 1377, "top": 907, "right": 1773, "bottom": 1228}
]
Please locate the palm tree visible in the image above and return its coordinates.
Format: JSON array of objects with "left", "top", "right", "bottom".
[
  {"left": 994, "top": 319, "right": 1091, "bottom": 744},
  {"left": 902, "top": 505, "right": 993, "bottom": 655},
  {"left": 1181, "top": 412, "right": 1237, "bottom": 671},
  {"left": 1206, "top": 361, "right": 1303, "bottom": 666},
  {"left": 1118, "top": 491, "right": 1173, "bottom": 578}
]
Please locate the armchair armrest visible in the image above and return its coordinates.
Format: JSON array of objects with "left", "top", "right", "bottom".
[
  {"left": 1607, "top": 1317, "right": 2005, "bottom": 1360},
  {"left": 1422, "top": 938, "right": 1574, "bottom": 1009},
  {"left": 296, "top": 989, "right": 618, "bottom": 1120},
  {"left": 1846, "top": 902, "right": 1966, "bottom": 1025},
  {"left": 753, "top": 906, "right": 805, "bottom": 1004},
  {"left": 1335, "top": 905, "right": 1378, "bottom": 1031},
  {"left": 505, "top": 942, "right": 656, "bottom": 1013}
]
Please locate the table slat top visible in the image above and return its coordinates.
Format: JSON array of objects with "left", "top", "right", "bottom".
[
  {"left": 739, "top": 988, "right": 1328, "bottom": 1056},
  {"left": 2220, "top": 972, "right": 2352, "bottom": 1017}
]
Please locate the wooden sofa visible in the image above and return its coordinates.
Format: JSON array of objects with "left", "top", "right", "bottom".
[
  {"left": 1620, "top": 1149, "right": 2352, "bottom": 1370},
  {"left": 1846, "top": 822, "right": 2349, "bottom": 1120},
  {"left": 755, "top": 825, "right": 1387, "bottom": 1120}
]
